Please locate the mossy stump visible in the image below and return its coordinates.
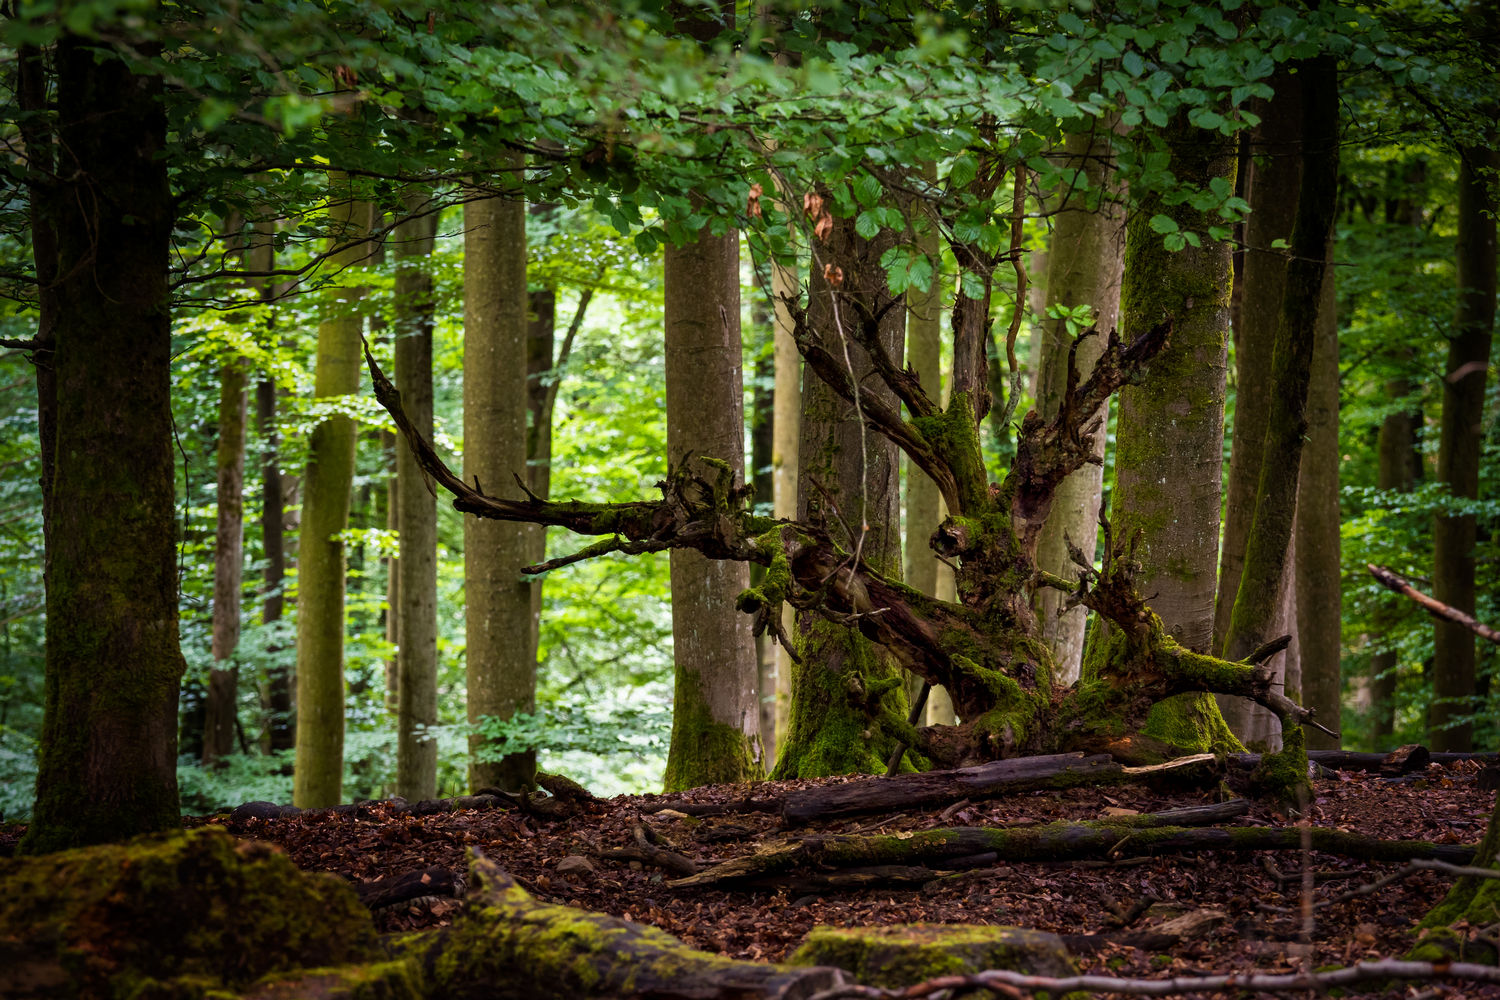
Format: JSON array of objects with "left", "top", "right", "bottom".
[
  {"left": 788, "top": 923, "right": 1076, "bottom": 997},
  {"left": 0, "top": 826, "right": 380, "bottom": 998}
]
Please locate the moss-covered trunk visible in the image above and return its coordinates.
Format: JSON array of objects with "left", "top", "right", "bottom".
[
  {"left": 394, "top": 199, "right": 440, "bottom": 801},
  {"left": 22, "top": 32, "right": 185, "bottom": 854},
  {"left": 463, "top": 172, "right": 537, "bottom": 793},
  {"left": 1221, "top": 57, "right": 1340, "bottom": 700},
  {"left": 1213, "top": 69, "right": 1304, "bottom": 743},
  {"left": 774, "top": 213, "right": 909, "bottom": 779},
  {"left": 1108, "top": 115, "right": 1239, "bottom": 755},
  {"left": 662, "top": 223, "right": 765, "bottom": 790}
]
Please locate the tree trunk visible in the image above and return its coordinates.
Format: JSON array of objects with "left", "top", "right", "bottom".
[
  {"left": 1108, "top": 117, "right": 1239, "bottom": 751},
  {"left": 394, "top": 199, "right": 440, "bottom": 801},
  {"left": 774, "top": 213, "right": 908, "bottom": 779},
  {"left": 1296, "top": 262, "right": 1341, "bottom": 749},
  {"left": 770, "top": 249, "right": 801, "bottom": 753},
  {"left": 203, "top": 352, "right": 248, "bottom": 765},
  {"left": 292, "top": 185, "right": 368, "bottom": 809},
  {"left": 1370, "top": 377, "right": 1418, "bottom": 745},
  {"left": 749, "top": 315, "right": 778, "bottom": 752},
  {"left": 1221, "top": 58, "right": 1340, "bottom": 755},
  {"left": 1213, "top": 72, "right": 1303, "bottom": 741},
  {"left": 21, "top": 32, "right": 185, "bottom": 853},
  {"left": 662, "top": 223, "right": 764, "bottom": 791},
  {"left": 464, "top": 173, "right": 537, "bottom": 793},
  {"left": 525, "top": 285, "right": 556, "bottom": 669},
  {"left": 1032, "top": 130, "right": 1126, "bottom": 686},
  {"left": 904, "top": 205, "right": 945, "bottom": 701},
  {"left": 1429, "top": 145, "right": 1497, "bottom": 752}
]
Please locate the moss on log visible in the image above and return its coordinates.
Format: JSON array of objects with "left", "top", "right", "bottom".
[
  {"left": 0, "top": 826, "right": 844, "bottom": 1000},
  {"left": 788, "top": 924, "right": 1076, "bottom": 994},
  {"left": 671, "top": 820, "right": 1476, "bottom": 890},
  {"left": 0, "top": 826, "right": 379, "bottom": 998}
]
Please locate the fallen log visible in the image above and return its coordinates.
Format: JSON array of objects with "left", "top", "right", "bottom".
[
  {"left": 1229, "top": 746, "right": 1499, "bottom": 776},
  {"left": 781, "top": 753, "right": 1223, "bottom": 824},
  {"left": 398, "top": 852, "right": 845, "bottom": 1000},
  {"left": 670, "top": 819, "right": 1475, "bottom": 890}
]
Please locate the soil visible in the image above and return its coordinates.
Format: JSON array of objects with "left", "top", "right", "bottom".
[
  {"left": 211, "top": 758, "right": 1500, "bottom": 996},
  {"left": 6, "top": 758, "right": 1495, "bottom": 996}
]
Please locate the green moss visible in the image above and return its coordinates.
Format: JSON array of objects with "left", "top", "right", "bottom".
[
  {"left": 662, "top": 662, "right": 764, "bottom": 791},
  {"left": 1141, "top": 693, "right": 1243, "bottom": 755},
  {"left": 0, "top": 827, "right": 380, "bottom": 998},
  {"left": 772, "top": 619, "right": 907, "bottom": 779},
  {"left": 1247, "top": 726, "right": 1311, "bottom": 805},
  {"left": 788, "top": 924, "right": 1076, "bottom": 997}
]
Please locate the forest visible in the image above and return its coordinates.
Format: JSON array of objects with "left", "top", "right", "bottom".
[{"left": 0, "top": 0, "right": 1498, "bottom": 997}]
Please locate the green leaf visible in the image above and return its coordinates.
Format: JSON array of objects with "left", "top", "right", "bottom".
[
  {"left": 853, "top": 172, "right": 882, "bottom": 209},
  {"left": 855, "top": 210, "right": 881, "bottom": 240},
  {"left": 1149, "top": 214, "right": 1179, "bottom": 235}
]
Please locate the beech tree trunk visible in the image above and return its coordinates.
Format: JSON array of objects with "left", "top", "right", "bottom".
[
  {"left": 1430, "top": 145, "right": 1498, "bottom": 752},
  {"left": 1221, "top": 58, "right": 1340, "bottom": 757},
  {"left": 203, "top": 352, "right": 248, "bottom": 765},
  {"left": 1296, "top": 263, "right": 1341, "bottom": 749},
  {"left": 21, "top": 32, "right": 185, "bottom": 853},
  {"left": 292, "top": 185, "right": 369, "bottom": 809},
  {"left": 1213, "top": 72, "right": 1304, "bottom": 743},
  {"left": 463, "top": 174, "right": 537, "bottom": 793},
  {"left": 662, "top": 224, "right": 764, "bottom": 790},
  {"left": 1108, "top": 116, "right": 1239, "bottom": 750},
  {"left": 394, "top": 199, "right": 440, "bottom": 801},
  {"left": 904, "top": 207, "right": 945, "bottom": 699},
  {"left": 774, "top": 211, "right": 908, "bottom": 779},
  {"left": 770, "top": 249, "right": 801, "bottom": 752},
  {"left": 1032, "top": 129, "right": 1125, "bottom": 686}
]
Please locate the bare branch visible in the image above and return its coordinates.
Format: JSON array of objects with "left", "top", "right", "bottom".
[
  {"left": 1370, "top": 563, "right": 1500, "bottom": 643},
  {"left": 807, "top": 959, "right": 1500, "bottom": 999}
]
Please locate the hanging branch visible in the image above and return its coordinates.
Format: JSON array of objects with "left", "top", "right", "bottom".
[{"left": 1369, "top": 563, "right": 1500, "bottom": 644}]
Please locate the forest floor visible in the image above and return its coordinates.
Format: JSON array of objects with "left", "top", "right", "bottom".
[{"left": 13, "top": 758, "right": 1499, "bottom": 997}]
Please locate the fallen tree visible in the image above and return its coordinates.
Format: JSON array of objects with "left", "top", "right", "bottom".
[
  {"left": 666, "top": 816, "right": 1477, "bottom": 891},
  {"left": 365, "top": 304, "right": 1327, "bottom": 799}
]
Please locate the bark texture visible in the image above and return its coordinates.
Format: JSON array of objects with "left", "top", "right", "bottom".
[
  {"left": 1296, "top": 262, "right": 1341, "bottom": 749},
  {"left": 1430, "top": 146, "right": 1498, "bottom": 752},
  {"left": 204, "top": 353, "right": 248, "bottom": 764},
  {"left": 463, "top": 178, "right": 537, "bottom": 792},
  {"left": 662, "top": 224, "right": 764, "bottom": 791},
  {"left": 1213, "top": 72, "right": 1303, "bottom": 741},
  {"left": 394, "top": 201, "right": 440, "bottom": 801},
  {"left": 904, "top": 208, "right": 945, "bottom": 693},
  {"left": 1222, "top": 58, "right": 1340, "bottom": 755},
  {"left": 292, "top": 186, "right": 368, "bottom": 808},
  {"left": 1109, "top": 118, "right": 1239, "bottom": 752},
  {"left": 774, "top": 213, "right": 907, "bottom": 780},
  {"left": 21, "top": 33, "right": 185, "bottom": 853},
  {"left": 1032, "top": 129, "right": 1126, "bottom": 685},
  {"left": 770, "top": 251, "right": 801, "bottom": 752}
]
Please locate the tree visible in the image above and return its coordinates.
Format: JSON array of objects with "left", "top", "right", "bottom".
[
  {"left": 1107, "top": 115, "right": 1242, "bottom": 757},
  {"left": 1212, "top": 68, "right": 1306, "bottom": 743},
  {"left": 463, "top": 171, "right": 537, "bottom": 793},
  {"left": 1429, "top": 143, "right": 1497, "bottom": 752},
  {"left": 393, "top": 197, "right": 440, "bottom": 801},
  {"left": 20, "top": 26, "right": 186, "bottom": 852},
  {"left": 773, "top": 209, "right": 909, "bottom": 779},
  {"left": 1031, "top": 128, "right": 1126, "bottom": 686},
  {"left": 661, "top": 223, "right": 764, "bottom": 790},
  {"left": 1219, "top": 57, "right": 1340, "bottom": 754},
  {"left": 203, "top": 221, "right": 251, "bottom": 766},
  {"left": 292, "top": 184, "right": 369, "bottom": 809}
]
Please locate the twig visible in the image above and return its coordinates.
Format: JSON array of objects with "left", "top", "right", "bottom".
[
  {"left": 1369, "top": 563, "right": 1500, "bottom": 643},
  {"left": 1260, "top": 858, "right": 1500, "bottom": 914},
  {"left": 805, "top": 958, "right": 1500, "bottom": 999}
]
